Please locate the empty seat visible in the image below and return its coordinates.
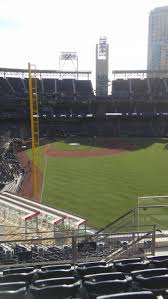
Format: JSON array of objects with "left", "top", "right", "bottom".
[
  {"left": 84, "top": 272, "right": 130, "bottom": 282},
  {"left": 114, "top": 262, "right": 149, "bottom": 273},
  {"left": 77, "top": 265, "right": 113, "bottom": 277},
  {"left": 41, "top": 264, "right": 71, "bottom": 271},
  {"left": 131, "top": 268, "right": 168, "bottom": 279},
  {"left": 33, "top": 277, "right": 77, "bottom": 287},
  {"left": 84, "top": 280, "right": 129, "bottom": 298},
  {"left": 30, "top": 280, "right": 80, "bottom": 299},
  {"left": 0, "top": 281, "right": 26, "bottom": 299},
  {"left": 136, "top": 274, "right": 168, "bottom": 292},
  {"left": 147, "top": 255, "right": 168, "bottom": 267},
  {"left": 35, "top": 269, "right": 74, "bottom": 280},
  {"left": 3, "top": 266, "right": 34, "bottom": 275},
  {"left": 97, "top": 291, "right": 156, "bottom": 299},
  {"left": 77, "top": 261, "right": 106, "bottom": 268},
  {"left": 113, "top": 258, "right": 141, "bottom": 265},
  {"left": 0, "top": 272, "right": 34, "bottom": 283}
]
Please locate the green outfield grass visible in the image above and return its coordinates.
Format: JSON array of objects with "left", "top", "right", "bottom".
[{"left": 27, "top": 138, "right": 168, "bottom": 228}]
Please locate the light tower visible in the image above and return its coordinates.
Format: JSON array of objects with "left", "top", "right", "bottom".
[
  {"left": 96, "top": 37, "right": 109, "bottom": 96},
  {"left": 59, "top": 52, "right": 78, "bottom": 79}
]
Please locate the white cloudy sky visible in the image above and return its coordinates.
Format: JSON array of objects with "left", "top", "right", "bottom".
[{"left": 0, "top": 0, "right": 168, "bottom": 82}]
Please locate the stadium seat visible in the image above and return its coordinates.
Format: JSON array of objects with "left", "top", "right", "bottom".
[
  {"left": 131, "top": 268, "right": 168, "bottom": 279},
  {"left": 136, "top": 274, "right": 168, "bottom": 292},
  {"left": 97, "top": 291, "right": 156, "bottom": 299},
  {"left": 147, "top": 255, "right": 168, "bottom": 267},
  {"left": 113, "top": 258, "right": 142, "bottom": 265},
  {"left": 0, "top": 281, "right": 26, "bottom": 299},
  {"left": 77, "top": 261, "right": 106, "bottom": 268},
  {"left": 35, "top": 269, "right": 74, "bottom": 280},
  {"left": 33, "top": 276, "right": 77, "bottom": 287},
  {"left": 83, "top": 279, "right": 129, "bottom": 298},
  {"left": 0, "top": 272, "right": 34, "bottom": 283},
  {"left": 29, "top": 280, "right": 80, "bottom": 299},
  {"left": 77, "top": 265, "right": 113, "bottom": 277},
  {"left": 114, "top": 262, "right": 150, "bottom": 273},
  {"left": 83, "top": 272, "right": 132, "bottom": 283},
  {"left": 41, "top": 263, "right": 71, "bottom": 271},
  {"left": 3, "top": 266, "right": 34, "bottom": 275}
]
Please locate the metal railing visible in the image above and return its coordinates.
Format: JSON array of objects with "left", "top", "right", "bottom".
[{"left": 0, "top": 226, "right": 156, "bottom": 267}]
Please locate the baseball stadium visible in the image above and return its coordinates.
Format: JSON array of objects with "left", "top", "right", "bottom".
[{"left": 1, "top": 6, "right": 168, "bottom": 298}]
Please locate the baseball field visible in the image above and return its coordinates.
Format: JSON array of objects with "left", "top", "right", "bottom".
[{"left": 25, "top": 137, "right": 168, "bottom": 228}]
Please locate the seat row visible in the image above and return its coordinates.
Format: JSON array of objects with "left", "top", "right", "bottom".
[{"left": 0, "top": 256, "right": 168, "bottom": 298}]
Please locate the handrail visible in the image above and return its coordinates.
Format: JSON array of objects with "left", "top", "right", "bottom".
[
  {"left": 106, "top": 230, "right": 154, "bottom": 262},
  {"left": 96, "top": 207, "right": 136, "bottom": 234},
  {"left": 96, "top": 204, "right": 168, "bottom": 235}
]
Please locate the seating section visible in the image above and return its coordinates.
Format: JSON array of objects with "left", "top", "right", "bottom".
[
  {"left": 0, "top": 145, "right": 22, "bottom": 186},
  {"left": 0, "top": 77, "right": 94, "bottom": 100},
  {"left": 112, "top": 78, "right": 168, "bottom": 101},
  {"left": 112, "top": 79, "right": 130, "bottom": 100},
  {"left": 75, "top": 80, "right": 94, "bottom": 99},
  {"left": 131, "top": 79, "right": 149, "bottom": 100},
  {"left": 0, "top": 256, "right": 168, "bottom": 298}
]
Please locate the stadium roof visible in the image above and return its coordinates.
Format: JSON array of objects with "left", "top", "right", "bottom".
[
  {"left": 112, "top": 69, "right": 168, "bottom": 74},
  {"left": 0, "top": 67, "right": 91, "bottom": 78}
]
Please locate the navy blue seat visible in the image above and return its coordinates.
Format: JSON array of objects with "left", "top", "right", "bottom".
[
  {"left": 113, "top": 258, "right": 141, "bottom": 265},
  {"left": 0, "top": 281, "right": 26, "bottom": 299},
  {"left": 97, "top": 291, "right": 156, "bottom": 299},
  {"left": 77, "top": 261, "right": 106, "bottom": 268},
  {"left": 3, "top": 266, "right": 34, "bottom": 275},
  {"left": 84, "top": 280, "right": 129, "bottom": 298},
  {"left": 131, "top": 268, "right": 168, "bottom": 279},
  {"left": 41, "top": 264, "right": 71, "bottom": 271},
  {"left": 30, "top": 280, "right": 80, "bottom": 299},
  {"left": 136, "top": 274, "right": 168, "bottom": 292},
  {"left": 0, "top": 272, "right": 34, "bottom": 283},
  {"left": 33, "top": 277, "right": 76, "bottom": 287},
  {"left": 84, "top": 272, "right": 131, "bottom": 282},
  {"left": 114, "top": 262, "right": 150, "bottom": 273},
  {"left": 147, "top": 255, "right": 168, "bottom": 267},
  {"left": 35, "top": 269, "right": 74, "bottom": 280},
  {"left": 77, "top": 265, "right": 113, "bottom": 277}
]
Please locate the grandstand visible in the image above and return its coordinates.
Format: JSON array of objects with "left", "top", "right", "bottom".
[{"left": 0, "top": 68, "right": 168, "bottom": 139}]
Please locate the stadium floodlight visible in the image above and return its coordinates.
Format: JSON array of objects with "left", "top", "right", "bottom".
[
  {"left": 60, "top": 52, "right": 78, "bottom": 61},
  {"left": 59, "top": 51, "right": 78, "bottom": 79}
]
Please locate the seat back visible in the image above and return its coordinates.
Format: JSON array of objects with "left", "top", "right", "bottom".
[
  {"left": 36, "top": 269, "right": 74, "bottom": 280},
  {"left": 77, "top": 265, "right": 113, "bottom": 277},
  {"left": 0, "top": 282, "right": 26, "bottom": 299},
  {"left": 30, "top": 281, "right": 80, "bottom": 299},
  {"left": 77, "top": 261, "right": 106, "bottom": 268},
  {"left": 113, "top": 258, "right": 141, "bottom": 265},
  {"left": 41, "top": 264, "right": 71, "bottom": 271},
  {"left": 136, "top": 274, "right": 168, "bottom": 290},
  {"left": 0, "top": 272, "right": 33, "bottom": 283},
  {"left": 131, "top": 268, "right": 168, "bottom": 279},
  {"left": 34, "top": 277, "right": 76, "bottom": 287},
  {"left": 3, "top": 266, "right": 34, "bottom": 275},
  {"left": 97, "top": 291, "right": 156, "bottom": 299},
  {"left": 84, "top": 272, "right": 126, "bottom": 282},
  {"left": 84, "top": 280, "right": 129, "bottom": 297},
  {"left": 115, "top": 262, "right": 149, "bottom": 273}
]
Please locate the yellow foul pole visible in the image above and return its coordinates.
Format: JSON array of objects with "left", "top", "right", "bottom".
[{"left": 28, "top": 62, "right": 37, "bottom": 198}]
